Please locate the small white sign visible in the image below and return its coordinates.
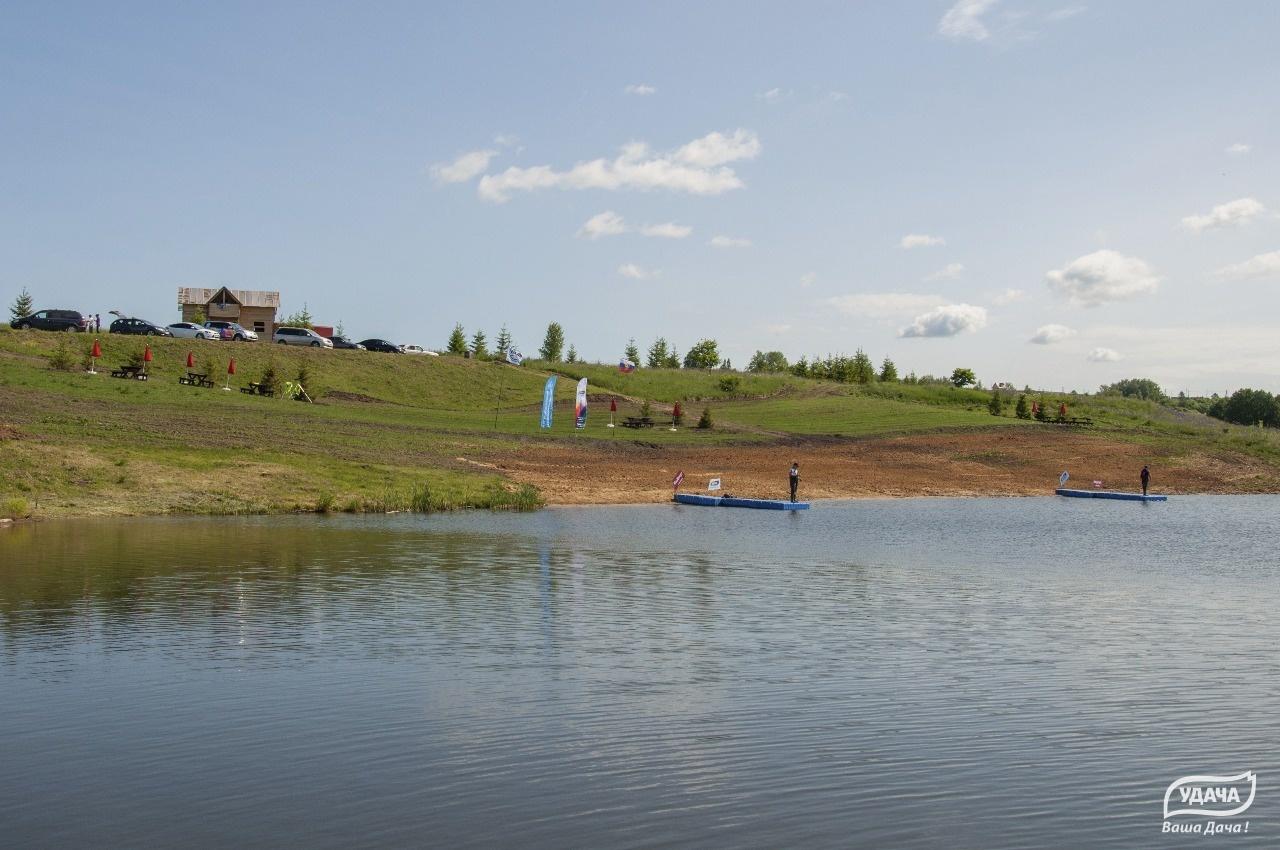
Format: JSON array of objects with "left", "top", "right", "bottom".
[{"left": 708, "top": 478, "right": 721, "bottom": 491}]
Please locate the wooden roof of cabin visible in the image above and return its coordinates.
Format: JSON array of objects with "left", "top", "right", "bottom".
[{"left": 177, "top": 287, "right": 281, "bottom": 308}]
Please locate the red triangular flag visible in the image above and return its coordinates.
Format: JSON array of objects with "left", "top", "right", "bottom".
[
  {"left": 609, "top": 398, "right": 617, "bottom": 412},
  {"left": 673, "top": 402, "right": 682, "bottom": 417},
  {"left": 186, "top": 351, "right": 195, "bottom": 368},
  {"left": 143, "top": 345, "right": 153, "bottom": 362},
  {"left": 228, "top": 358, "right": 236, "bottom": 375},
  {"left": 91, "top": 339, "right": 102, "bottom": 358}
]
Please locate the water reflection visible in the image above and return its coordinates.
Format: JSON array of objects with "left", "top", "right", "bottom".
[{"left": 1, "top": 499, "right": 1279, "bottom": 848}]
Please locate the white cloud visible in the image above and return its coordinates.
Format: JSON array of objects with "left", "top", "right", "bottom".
[
  {"left": 828, "top": 293, "right": 945, "bottom": 318},
  {"left": 624, "top": 84, "right": 656, "bottom": 96},
  {"left": 991, "top": 288, "right": 1027, "bottom": 305},
  {"left": 925, "top": 262, "right": 965, "bottom": 280},
  {"left": 618, "top": 263, "right": 656, "bottom": 279},
  {"left": 1045, "top": 249, "right": 1160, "bottom": 306},
  {"left": 899, "top": 303, "right": 989, "bottom": 338},
  {"left": 901, "top": 233, "right": 946, "bottom": 249},
  {"left": 1216, "top": 250, "right": 1280, "bottom": 281},
  {"left": 800, "top": 272, "right": 816, "bottom": 288},
  {"left": 758, "top": 87, "right": 789, "bottom": 103},
  {"left": 827, "top": 90, "right": 850, "bottom": 102},
  {"left": 709, "top": 235, "right": 752, "bottom": 248},
  {"left": 576, "top": 212, "right": 691, "bottom": 239},
  {"left": 1225, "top": 143, "right": 1252, "bottom": 156},
  {"left": 477, "top": 129, "right": 760, "bottom": 202},
  {"left": 493, "top": 134, "right": 520, "bottom": 148},
  {"left": 1087, "top": 347, "right": 1121, "bottom": 362},
  {"left": 766, "top": 323, "right": 792, "bottom": 335},
  {"left": 1180, "top": 197, "right": 1267, "bottom": 232},
  {"left": 1047, "top": 6, "right": 1086, "bottom": 22},
  {"left": 576, "top": 211, "right": 628, "bottom": 239},
  {"left": 639, "top": 222, "right": 692, "bottom": 239},
  {"left": 430, "top": 149, "right": 497, "bottom": 184},
  {"left": 938, "top": 0, "right": 999, "bottom": 41},
  {"left": 1029, "top": 324, "right": 1076, "bottom": 344}
]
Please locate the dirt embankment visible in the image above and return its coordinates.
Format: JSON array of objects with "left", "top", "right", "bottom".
[{"left": 469, "top": 429, "right": 1280, "bottom": 504}]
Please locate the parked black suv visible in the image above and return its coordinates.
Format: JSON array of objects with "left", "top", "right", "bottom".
[
  {"left": 109, "top": 317, "right": 172, "bottom": 336},
  {"left": 10, "top": 309, "right": 88, "bottom": 332},
  {"left": 358, "top": 338, "right": 402, "bottom": 353}
]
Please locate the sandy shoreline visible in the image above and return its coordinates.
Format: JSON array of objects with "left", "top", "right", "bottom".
[{"left": 471, "top": 428, "right": 1280, "bottom": 506}]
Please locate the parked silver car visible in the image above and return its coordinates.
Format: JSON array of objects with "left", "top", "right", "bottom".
[
  {"left": 273, "top": 326, "right": 333, "bottom": 348},
  {"left": 166, "top": 322, "right": 220, "bottom": 340}
]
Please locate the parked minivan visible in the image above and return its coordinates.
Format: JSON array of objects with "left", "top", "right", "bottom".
[
  {"left": 273, "top": 326, "right": 333, "bottom": 348},
  {"left": 10, "top": 309, "right": 88, "bottom": 332}
]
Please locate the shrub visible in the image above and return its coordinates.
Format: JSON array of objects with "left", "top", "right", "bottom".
[
  {"left": 3, "top": 497, "right": 31, "bottom": 519},
  {"left": 48, "top": 338, "right": 76, "bottom": 371},
  {"left": 1015, "top": 394, "right": 1030, "bottom": 419},
  {"left": 697, "top": 406, "right": 713, "bottom": 429},
  {"left": 718, "top": 374, "right": 740, "bottom": 394},
  {"left": 640, "top": 399, "right": 651, "bottom": 419},
  {"left": 259, "top": 363, "right": 278, "bottom": 395},
  {"left": 988, "top": 388, "right": 1004, "bottom": 416}
]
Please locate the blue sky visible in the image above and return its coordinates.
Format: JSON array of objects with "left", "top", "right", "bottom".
[{"left": 3, "top": 1, "right": 1277, "bottom": 394}]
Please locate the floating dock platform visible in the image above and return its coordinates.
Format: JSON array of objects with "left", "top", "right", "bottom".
[
  {"left": 1055, "top": 488, "right": 1167, "bottom": 502},
  {"left": 674, "top": 493, "right": 809, "bottom": 510}
]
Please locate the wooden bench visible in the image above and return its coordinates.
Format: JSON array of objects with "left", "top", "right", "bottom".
[
  {"left": 110, "top": 364, "right": 147, "bottom": 381},
  {"left": 622, "top": 416, "right": 655, "bottom": 429},
  {"left": 178, "top": 371, "right": 214, "bottom": 388},
  {"left": 240, "top": 381, "right": 275, "bottom": 397}
]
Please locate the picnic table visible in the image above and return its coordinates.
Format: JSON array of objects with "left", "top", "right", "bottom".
[
  {"left": 1052, "top": 416, "right": 1094, "bottom": 427},
  {"left": 178, "top": 371, "right": 214, "bottom": 388},
  {"left": 110, "top": 364, "right": 148, "bottom": 381},
  {"left": 622, "top": 416, "right": 655, "bottom": 429},
  {"left": 240, "top": 381, "right": 274, "bottom": 397}
]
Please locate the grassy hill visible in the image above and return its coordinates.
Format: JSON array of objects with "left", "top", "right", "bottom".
[{"left": 2, "top": 326, "right": 1277, "bottom": 517}]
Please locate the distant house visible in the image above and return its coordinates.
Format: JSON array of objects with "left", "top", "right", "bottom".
[{"left": 177, "top": 287, "right": 280, "bottom": 337}]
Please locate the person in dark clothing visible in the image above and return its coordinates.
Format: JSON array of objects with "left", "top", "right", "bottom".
[
  {"left": 1140, "top": 465, "right": 1150, "bottom": 496},
  {"left": 789, "top": 461, "right": 799, "bottom": 502}
]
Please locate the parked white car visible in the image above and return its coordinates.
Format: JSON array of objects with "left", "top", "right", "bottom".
[
  {"left": 400, "top": 345, "right": 438, "bottom": 355},
  {"left": 273, "top": 326, "right": 334, "bottom": 348},
  {"left": 166, "top": 322, "right": 220, "bottom": 340}
]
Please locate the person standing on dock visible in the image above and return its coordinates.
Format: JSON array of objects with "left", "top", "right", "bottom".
[
  {"left": 1141, "top": 465, "right": 1150, "bottom": 496},
  {"left": 789, "top": 461, "right": 800, "bottom": 502}
]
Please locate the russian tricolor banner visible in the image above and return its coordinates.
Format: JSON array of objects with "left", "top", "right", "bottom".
[{"left": 618, "top": 359, "right": 636, "bottom": 373}]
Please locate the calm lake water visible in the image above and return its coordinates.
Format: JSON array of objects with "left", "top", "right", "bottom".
[{"left": 1, "top": 497, "right": 1277, "bottom": 848}]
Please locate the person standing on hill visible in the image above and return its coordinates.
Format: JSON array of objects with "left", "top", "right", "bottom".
[
  {"left": 789, "top": 461, "right": 800, "bottom": 502},
  {"left": 1140, "top": 465, "right": 1150, "bottom": 496}
]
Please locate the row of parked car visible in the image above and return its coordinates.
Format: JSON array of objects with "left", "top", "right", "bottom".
[{"left": 10, "top": 308, "right": 437, "bottom": 354}]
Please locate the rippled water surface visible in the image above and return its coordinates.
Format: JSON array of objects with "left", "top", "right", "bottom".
[{"left": 2, "top": 497, "right": 1278, "bottom": 848}]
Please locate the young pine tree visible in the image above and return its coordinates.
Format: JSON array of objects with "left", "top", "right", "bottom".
[
  {"left": 566, "top": 344, "right": 578, "bottom": 363},
  {"left": 1015, "top": 394, "right": 1030, "bottom": 419},
  {"left": 446, "top": 323, "right": 468, "bottom": 355},
  {"left": 624, "top": 338, "right": 640, "bottom": 363},
  {"left": 647, "top": 337, "right": 669, "bottom": 368},
  {"left": 851, "top": 348, "right": 875, "bottom": 384},
  {"left": 471, "top": 329, "right": 489, "bottom": 359},
  {"left": 988, "top": 387, "right": 1004, "bottom": 416},
  {"left": 495, "top": 325, "right": 512, "bottom": 355},
  {"left": 10, "top": 287, "right": 34, "bottom": 321},
  {"left": 878, "top": 357, "right": 898, "bottom": 383},
  {"left": 539, "top": 322, "right": 565, "bottom": 361}
]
